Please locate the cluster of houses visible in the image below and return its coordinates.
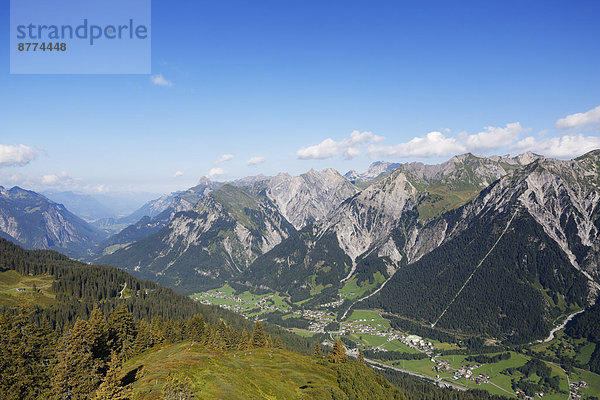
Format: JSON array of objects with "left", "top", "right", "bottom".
[
  {"left": 194, "top": 289, "right": 345, "bottom": 333},
  {"left": 194, "top": 290, "right": 285, "bottom": 315},
  {"left": 404, "top": 335, "right": 435, "bottom": 352},
  {"left": 569, "top": 380, "right": 589, "bottom": 399},
  {"left": 448, "top": 365, "right": 492, "bottom": 386},
  {"left": 337, "top": 319, "right": 436, "bottom": 355},
  {"left": 321, "top": 298, "right": 344, "bottom": 308},
  {"left": 339, "top": 318, "right": 387, "bottom": 336},
  {"left": 291, "top": 309, "right": 335, "bottom": 333},
  {"left": 451, "top": 365, "right": 476, "bottom": 380}
]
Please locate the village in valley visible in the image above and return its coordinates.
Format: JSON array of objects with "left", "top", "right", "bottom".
[{"left": 191, "top": 285, "right": 599, "bottom": 400}]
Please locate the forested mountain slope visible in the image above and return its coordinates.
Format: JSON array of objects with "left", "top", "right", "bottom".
[{"left": 366, "top": 153, "right": 600, "bottom": 342}]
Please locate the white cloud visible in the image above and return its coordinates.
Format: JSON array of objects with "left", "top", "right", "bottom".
[
  {"left": 207, "top": 167, "right": 225, "bottom": 178},
  {"left": 512, "top": 134, "right": 600, "bottom": 159},
  {"left": 247, "top": 156, "right": 266, "bottom": 166},
  {"left": 39, "top": 171, "right": 73, "bottom": 186},
  {"left": 0, "top": 170, "right": 114, "bottom": 194},
  {"left": 41, "top": 174, "right": 60, "bottom": 185},
  {"left": 150, "top": 74, "right": 173, "bottom": 87},
  {"left": 95, "top": 184, "right": 110, "bottom": 193},
  {"left": 556, "top": 105, "right": 600, "bottom": 130},
  {"left": 464, "top": 122, "right": 524, "bottom": 150},
  {"left": 298, "top": 125, "right": 524, "bottom": 161},
  {"left": 368, "top": 122, "right": 531, "bottom": 159},
  {"left": 215, "top": 154, "right": 234, "bottom": 164},
  {"left": 0, "top": 144, "right": 36, "bottom": 167},
  {"left": 173, "top": 171, "right": 184, "bottom": 178},
  {"left": 368, "top": 131, "right": 467, "bottom": 158},
  {"left": 297, "top": 130, "right": 384, "bottom": 160}
]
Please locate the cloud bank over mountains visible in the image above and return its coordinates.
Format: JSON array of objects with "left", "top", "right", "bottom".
[
  {"left": 297, "top": 105, "right": 600, "bottom": 161},
  {"left": 296, "top": 130, "right": 384, "bottom": 160}
]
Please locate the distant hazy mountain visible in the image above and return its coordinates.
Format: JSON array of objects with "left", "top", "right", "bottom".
[
  {"left": 120, "top": 192, "right": 179, "bottom": 223},
  {"left": 0, "top": 186, "right": 106, "bottom": 258},
  {"left": 94, "top": 178, "right": 224, "bottom": 257},
  {"left": 42, "top": 190, "right": 165, "bottom": 237},
  {"left": 43, "top": 190, "right": 117, "bottom": 221}
]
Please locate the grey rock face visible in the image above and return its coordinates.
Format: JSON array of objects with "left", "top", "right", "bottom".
[
  {"left": 344, "top": 161, "right": 403, "bottom": 181},
  {"left": 0, "top": 186, "right": 105, "bottom": 258},
  {"left": 235, "top": 168, "right": 359, "bottom": 230}
]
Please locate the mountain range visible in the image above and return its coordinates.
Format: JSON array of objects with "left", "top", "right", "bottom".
[{"left": 1, "top": 150, "right": 599, "bottom": 344}]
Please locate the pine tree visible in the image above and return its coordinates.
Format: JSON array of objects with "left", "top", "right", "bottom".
[
  {"left": 89, "top": 307, "right": 110, "bottom": 367},
  {"left": 108, "top": 304, "right": 137, "bottom": 359},
  {"left": 312, "top": 341, "right": 322, "bottom": 359},
  {"left": 228, "top": 327, "right": 241, "bottom": 350},
  {"left": 132, "top": 319, "right": 153, "bottom": 355},
  {"left": 150, "top": 317, "right": 165, "bottom": 346},
  {"left": 357, "top": 348, "right": 365, "bottom": 364},
  {"left": 51, "top": 318, "right": 104, "bottom": 399},
  {"left": 328, "top": 338, "right": 347, "bottom": 364},
  {"left": 187, "top": 314, "right": 205, "bottom": 345},
  {"left": 162, "top": 373, "right": 194, "bottom": 400},
  {"left": 94, "top": 351, "right": 132, "bottom": 400},
  {"left": 251, "top": 321, "right": 267, "bottom": 348},
  {"left": 265, "top": 334, "right": 273, "bottom": 348},
  {"left": 237, "top": 329, "right": 250, "bottom": 350},
  {"left": 215, "top": 320, "right": 229, "bottom": 350},
  {"left": 201, "top": 322, "right": 212, "bottom": 347},
  {"left": 273, "top": 336, "right": 284, "bottom": 349},
  {"left": 0, "top": 308, "right": 55, "bottom": 400},
  {"left": 163, "top": 320, "right": 175, "bottom": 343}
]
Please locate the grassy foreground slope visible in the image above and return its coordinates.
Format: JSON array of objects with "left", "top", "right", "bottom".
[{"left": 125, "top": 342, "right": 406, "bottom": 400}]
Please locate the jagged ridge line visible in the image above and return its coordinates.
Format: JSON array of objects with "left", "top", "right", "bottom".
[{"left": 431, "top": 208, "right": 519, "bottom": 328}]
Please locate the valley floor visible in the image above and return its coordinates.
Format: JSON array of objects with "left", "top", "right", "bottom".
[{"left": 191, "top": 285, "right": 600, "bottom": 400}]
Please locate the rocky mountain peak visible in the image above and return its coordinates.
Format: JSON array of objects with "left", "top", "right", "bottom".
[
  {"left": 259, "top": 168, "right": 358, "bottom": 229},
  {"left": 197, "top": 176, "right": 212, "bottom": 185},
  {"left": 516, "top": 150, "right": 542, "bottom": 165},
  {"left": 344, "top": 161, "right": 402, "bottom": 181},
  {"left": 322, "top": 170, "right": 418, "bottom": 261}
]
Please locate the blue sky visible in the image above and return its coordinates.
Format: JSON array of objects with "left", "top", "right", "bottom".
[{"left": 1, "top": 0, "right": 600, "bottom": 197}]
